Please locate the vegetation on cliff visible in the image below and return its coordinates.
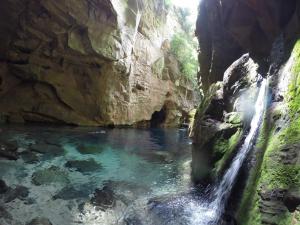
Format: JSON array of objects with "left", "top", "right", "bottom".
[
  {"left": 237, "top": 40, "right": 300, "bottom": 225},
  {"left": 170, "top": 32, "right": 198, "bottom": 81}
]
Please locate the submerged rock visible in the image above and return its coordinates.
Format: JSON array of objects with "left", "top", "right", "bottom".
[
  {"left": 65, "top": 159, "right": 102, "bottom": 173},
  {"left": 3, "top": 185, "right": 29, "bottom": 203},
  {"left": 0, "top": 179, "right": 8, "bottom": 194},
  {"left": 91, "top": 186, "right": 116, "bottom": 210},
  {"left": 137, "top": 151, "right": 173, "bottom": 164},
  {"left": 0, "top": 206, "right": 13, "bottom": 221},
  {"left": 21, "top": 151, "right": 39, "bottom": 164},
  {"left": 77, "top": 144, "right": 105, "bottom": 155},
  {"left": 32, "top": 166, "right": 69, "bottom": 186},
  {"left": 103, "top": 180, "right": 152, "bottom": 204},
  {"left": 26, "top": 217, "right": 53, "bottom": 225},
  {"left": 53, "top": 186, "right": 88, "bottom": 200},
  {"left": 0, "top": 141, "right": 19, "bottom": 160},
  {"left": 30, "top": 143, "right": 64, "bottom": 156}
]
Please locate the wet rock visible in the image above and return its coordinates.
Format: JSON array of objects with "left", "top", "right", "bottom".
[
  {"left": 193, "top": 118, "right": 239, "bottom": 146},
  {"left": 284, "top": 190, "right": 300, "bottom": 212},
  {"left": 77, "top": 144, "right": 105, "bottom": 155},
  {"left": 4, "top": 185, "right": 29, "bottom": 203},
  {"left": 0, "top": 179, "right": 8, "bottom": 194},
  {"left": 222, "top": 54, "right": 259, "bottom": 109},
  {"left": 65, "top": 159, "right": 102, "bottom": 173},
  {"left": 32, "top": 166, "right": 69, "bottom": 186},
  {"left": 0, "top": 141, "right": 19, "bottom": 160},
  {"left": 30, "top": 143, "right": 64, "bottom": 156},
  {"left": 53, "top": 186, "right": 87, "bottom": 200},
  {"left": 91, "top": 186, "right": 116, "bottom": 210},
  {"left": 26, "top": 217, "right": 53, "bottom": 225}
]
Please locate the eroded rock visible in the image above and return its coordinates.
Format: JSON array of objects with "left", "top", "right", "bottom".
[{"left": 0, "top": 0, "right": 199, "bottom": 127}]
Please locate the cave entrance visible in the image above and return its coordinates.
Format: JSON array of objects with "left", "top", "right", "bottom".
[{"left": 150, "top": 106, "right": 167, "bottom": 127}]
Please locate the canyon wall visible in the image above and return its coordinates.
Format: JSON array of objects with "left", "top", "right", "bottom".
[
  {"left": 193, "top": 0, "right": 300, "bottom": 224},
  {"left": 0, "top": 0, "right": 199, "bottom": 126}
]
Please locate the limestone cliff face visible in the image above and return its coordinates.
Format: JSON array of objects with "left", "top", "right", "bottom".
[
  {"left": 196, "top": 0, "right": 299, "bottom": 91},
  {"left": 0, "top": 0, "right": 199, "bottom": 126},
  {"left": 194, "top": 0, "right": 300, "bottom": 224}
]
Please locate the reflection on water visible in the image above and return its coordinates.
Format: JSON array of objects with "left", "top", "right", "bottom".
[{"left": 0, "top": 125, "right": 193, "bottom": 225}]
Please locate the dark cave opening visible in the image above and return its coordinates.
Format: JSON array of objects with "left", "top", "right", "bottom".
[{"left": 150, "top": 106, "right": 167, "bottom": 127}]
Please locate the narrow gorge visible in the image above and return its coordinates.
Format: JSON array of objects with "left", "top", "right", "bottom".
[{"left": 0, "top": 0, "right": 300, "bottom": 225}]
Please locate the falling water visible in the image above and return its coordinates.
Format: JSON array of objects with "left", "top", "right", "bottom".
[{"left": 188, "top": 79, "right": 268, "bottom": 225}]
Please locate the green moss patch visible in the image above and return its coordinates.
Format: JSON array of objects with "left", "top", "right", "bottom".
[
  {"left": 238, "top": 40, "right": 300, "bottom": 225},
  {"left": 212, "top": 128, "right": 243, "bottom": 176}
]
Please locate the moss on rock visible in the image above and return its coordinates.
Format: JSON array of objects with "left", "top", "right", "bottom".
[
  {"left": 237, "top": 40, "right": 300, "bottom": 225},
  {"left": 213, "top": 128, "right": 243, "bottom": 175}
]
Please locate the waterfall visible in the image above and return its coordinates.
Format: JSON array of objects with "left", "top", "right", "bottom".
[
  {"left": 188, "top": 79, "right": 268, "bottom": 225},
  {"left": 212, "top": 78, "right": 268, "bottom": 212}
]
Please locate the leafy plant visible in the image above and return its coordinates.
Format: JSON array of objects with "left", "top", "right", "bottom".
[{"left": 170, "top": 32, "right": 198, "bottom": 81}]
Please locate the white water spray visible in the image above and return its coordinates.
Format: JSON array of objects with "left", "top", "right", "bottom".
[{"left": 188, "top": 79, "right": 268, "bottom": 225}]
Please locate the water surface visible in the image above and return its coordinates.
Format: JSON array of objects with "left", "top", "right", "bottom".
[{"left": 0, "top": 126, "right": 193, "bottom": 225}]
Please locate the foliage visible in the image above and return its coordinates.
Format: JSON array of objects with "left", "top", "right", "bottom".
[{"left": 170, "top": 32, "right": 198, "bottom": 81}]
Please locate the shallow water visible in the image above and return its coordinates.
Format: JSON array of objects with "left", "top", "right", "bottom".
[{"left": 0, "top": 126, "right": 193, "bottom": 225}]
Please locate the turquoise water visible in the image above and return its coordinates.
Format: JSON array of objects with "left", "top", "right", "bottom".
[{"left": 0, "top": 126, "right": 193, "bottom": 225}]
